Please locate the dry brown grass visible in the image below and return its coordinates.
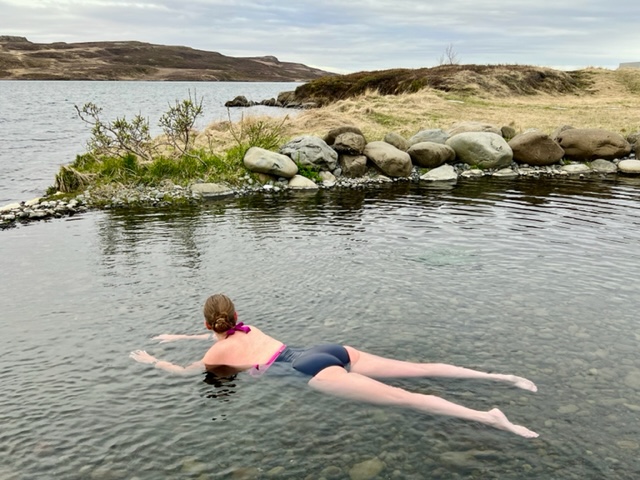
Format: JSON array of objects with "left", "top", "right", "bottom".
[
  {"left": 286, "top": 68, "right": 640, "bottom": 141},
  {"left": 195, "top": 68, "right": 640, "bottom": 155}
]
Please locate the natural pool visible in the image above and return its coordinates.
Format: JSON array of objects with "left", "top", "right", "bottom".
[{"left": 1, "top": 177, "right": 640, "bottom": 479}]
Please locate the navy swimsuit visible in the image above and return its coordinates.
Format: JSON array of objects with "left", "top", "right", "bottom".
[{"left": 274, "top": 344, "right": 351, "bottom": 376}]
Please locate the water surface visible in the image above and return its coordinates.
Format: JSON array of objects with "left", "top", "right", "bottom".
[{"left": 2, "top": 178, "right": 640, "bottom": 479}]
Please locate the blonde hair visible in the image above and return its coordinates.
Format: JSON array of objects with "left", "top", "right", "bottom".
[{"left": 203, "top": 294, "right": 237, "bottom": 333}]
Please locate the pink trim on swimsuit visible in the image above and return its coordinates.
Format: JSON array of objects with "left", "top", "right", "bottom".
[{"left": 248, "top": 344, "right": 286, "bottom": 378}]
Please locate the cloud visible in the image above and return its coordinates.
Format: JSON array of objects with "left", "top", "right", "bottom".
[{"left": 1, "top": 0, "right": 639, "bottom": 72}]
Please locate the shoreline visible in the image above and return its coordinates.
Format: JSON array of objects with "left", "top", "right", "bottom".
[{"left": 2, "top": 156, "right": 638, "bottom": 231}]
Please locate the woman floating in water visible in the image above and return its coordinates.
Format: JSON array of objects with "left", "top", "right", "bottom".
[{"left": 130, "top": 294, "right": 539, "bottom": 438}]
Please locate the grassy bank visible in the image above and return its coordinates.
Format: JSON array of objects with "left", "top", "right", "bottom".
[
  {"left": 50, "top": 66, "right": 640, "bottom": 198},
  {"left": 284, "top": 67, "right": 640, "bottom": 140}
]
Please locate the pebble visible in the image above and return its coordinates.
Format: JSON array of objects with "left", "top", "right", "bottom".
[{"left": 558, "top": 404, "right": 579, "bottom": 414}]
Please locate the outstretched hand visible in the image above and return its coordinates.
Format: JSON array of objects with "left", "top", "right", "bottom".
[{"left": 130, "top": 350, "right": 157, "bottom": 364}]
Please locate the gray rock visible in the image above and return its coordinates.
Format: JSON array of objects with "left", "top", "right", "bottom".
[
  {"left": 224, "top": 95, "right": 255, "bottom": 108},
  {"left": 618, "top": 159, "right": 640, "bottom": 174},
  {"left": 288, "top": 174, "right": 319, "bottom": 189},
  {"left": 324, "top": 126, "right": 365, "bottom": 145},
  {"left": 501, "top": 125, "right": 517, "bottom": 140},
  {"left": 408, "top": 142, "right": 456, "bottom": 168},
  {"left": 190, "top": 183, "right": 234, "bottom": 197},
  {"left": 591, "top": 159, "right": 618, "bottom": 174},
  {"left": 320, "top": 465, "right": 344, "bottom": 479},
  {"left": 277, "top": 91, "right": 296, "bottom": 106},
  {"left": 625, "top": 131, "right": 640, "bottom": 145},
  {"left": 551, "top": 124, "right": 575, "bottom": 142},
  {"left": 492, "top": 168, "right": 519, "bottom": 178},
  {"left": 448, "top": 121, "right": 501, "bottom": 137},
  {"left": 420, "top": 164, "right": 458, "bottom": 182},
  {"left": 339, "top": 155, "right": 368, "bottom": 178},
  {"left": 280, "top": 135, "right": 338, "bottom": 171},
  {"left": 556, "top": 128, "right": 631, "bottom": 161},
  {"left": 348, "top": 458, "right": 385, "bottom": 480},
  {"left": 460, "top": 169, "right": 484, "bottom": 178},
  {"left": 0, "top": 202, "right": 21, "bottom": 213},
  {"left": 409, "top": 129, "right": 449, "bottom": 145},
  {"left": 561, "top": 163, "right": 591, "bottom": 174},
  {"left": 243, "top": 147, "right": 298, "bottom": 178},
  {"left": 363, "top": 141, "right": 412, "bottom": 177},
  {"left": 319, "top": 171, "right": 337, "bottom": 186},
  {"left": 333, "top": 132, "right": 367, "bottom": 155},
  {"left": 384, "top": 132, "right": 410, "bottom": 151},
  {"left": 445, "top": 132, "right": 513, "bottom": 169},
  {"left": 509, "top": 130, "right": 565, "bottom": 166}
]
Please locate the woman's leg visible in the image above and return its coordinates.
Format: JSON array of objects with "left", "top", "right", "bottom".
[
  {"left": 345, "top": 347, "right": 537, "bottom": 392},
  {"left": 308, "top": 366, "right": 538, "bottom": 438}
]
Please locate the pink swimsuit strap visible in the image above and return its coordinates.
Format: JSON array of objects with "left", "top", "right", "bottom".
[
  {"left": 257, "top": 344, "right": 287, "bottom": 369},
  {"left": 224, "top": 322, "right": 251, "bottom": 338}
]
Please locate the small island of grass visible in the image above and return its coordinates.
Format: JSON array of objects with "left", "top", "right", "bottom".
[{"left": 1, "top": 64, "right": 639, "bottom": 229}]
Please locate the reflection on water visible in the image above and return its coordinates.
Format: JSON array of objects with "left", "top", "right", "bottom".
[{"left": 1, "top": 178, "right": 640, "bottom": 479}]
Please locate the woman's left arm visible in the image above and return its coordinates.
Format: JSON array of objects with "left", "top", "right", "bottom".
[
  {"left": 129, "top": 350, "right": 204, "bottom": 375},
  {"left": 152, "top": 333, "right": 212, "bottom": 343}
]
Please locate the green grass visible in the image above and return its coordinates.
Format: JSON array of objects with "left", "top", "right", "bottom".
[{"left": 55, "top": 150, "right": 250, "bottom": 194}]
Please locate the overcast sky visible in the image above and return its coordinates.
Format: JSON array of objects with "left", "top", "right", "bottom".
[{"left": 1, "top": 0, "right": 639, "bottom": 73}]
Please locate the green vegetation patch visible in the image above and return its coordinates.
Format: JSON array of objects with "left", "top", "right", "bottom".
[{"left": 51, "top": 97, "right": 289, "bottom": 194}]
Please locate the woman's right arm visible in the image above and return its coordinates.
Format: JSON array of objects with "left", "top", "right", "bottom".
[{"left": 129, "top": 350, "right": 205, "bottom": 375}]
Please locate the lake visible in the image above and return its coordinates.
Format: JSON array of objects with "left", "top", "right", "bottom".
[
  {"left": 0, "top": 81, "right": 300, "bottom": 205},
  {"left": 1, "top": 82, "right": 640, "bottom": 479}
]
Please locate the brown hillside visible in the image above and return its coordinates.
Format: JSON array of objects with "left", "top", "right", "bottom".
[
  {"left": 0, "top": 36, "right": 332, "bottom": 81},
  {"left": 291, "top": 64, "right": 593, "bottom": 106}
]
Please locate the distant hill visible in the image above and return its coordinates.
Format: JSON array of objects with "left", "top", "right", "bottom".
[
  {"left": 289, "top": 64, "right": 593, "bottom": 106},
  {"left": 0, "top": 36, "right": 333, "bottom": 81}
]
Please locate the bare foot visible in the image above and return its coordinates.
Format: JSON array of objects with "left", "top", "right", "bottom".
[
  {"left": 487, "top": 408, "right": 539, "bottom": 438},
  {"left": 498, "top": 374, "right": 538, "bottom": 392}
]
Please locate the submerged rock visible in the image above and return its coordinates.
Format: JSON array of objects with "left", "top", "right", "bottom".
[{"left": 348, "top": 457, "right": 385, "bottom": 480}]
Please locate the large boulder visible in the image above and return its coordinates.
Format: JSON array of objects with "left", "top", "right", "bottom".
[
  {"left": 332, "top": 132, "right": 367, "bottom": 155},
  {"left": 339, "top": 154, "right": 368, "bottom": 178},
  {"left": 243, "top": 147, "right": 298, "bottom": 178},
  {"left": 280, "top": 135, "right": 338, "bottom": 171},
  {"left": 445, "top": 132, "right": 513, "bottom": 169},
  {"left": 409, "top": 129, "right": 449, "bottom": 145},
  {"left": 408, "top": 142, "right": 456, "bottom": 168},
  {"left": 384, "top": 132, "right": 410, "bottom": 151},
  {"left": 363, "top": 141, "right": 412, "bottom": 177},
  {"left": 508, "top": 130, "right": 565, "bottom": 166},
  {"left": 323, "top": 126, "right": 365, "bottom": 146},
  {"left": 448, "top": 121, "right": 501, "bottom": 137},
  {"left": 555, "top": 128, "right": 631, "bottom": 161}
]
